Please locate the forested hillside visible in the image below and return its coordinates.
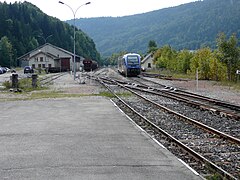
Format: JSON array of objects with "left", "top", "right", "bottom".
[
  {"left": 0, "top": 1, "right": 100, "bottom": 67},
  {"left": 71, "top": 0, "right": 240, "bottom": 57}
]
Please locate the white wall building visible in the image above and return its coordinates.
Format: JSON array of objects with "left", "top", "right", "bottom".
[
  {"left": 141, "top": 53, "right": 156, "bottom": 71},
  {"left": 18, "top": 43, "right": 84, "bottom": 71}
]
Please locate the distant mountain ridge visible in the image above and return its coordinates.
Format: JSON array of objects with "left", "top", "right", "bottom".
[{"left": 69, "top": 0, "right": 240, "bottom": 57}]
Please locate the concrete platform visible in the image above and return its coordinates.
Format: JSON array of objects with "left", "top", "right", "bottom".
[{"left": 0, "top": 97, "right": 202, "bottom": 179}]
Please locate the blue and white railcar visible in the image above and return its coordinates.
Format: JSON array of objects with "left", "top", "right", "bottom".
[{"left": 118, "top": 53, "right": 141, "bottom": 77}]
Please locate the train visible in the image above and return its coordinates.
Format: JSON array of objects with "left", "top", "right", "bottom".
[
  {"left": 118, "top": 53, "right": 141, "bottom": 77},
  {"left": 83, "top": 59, "right": 98, "bottom": 72}
]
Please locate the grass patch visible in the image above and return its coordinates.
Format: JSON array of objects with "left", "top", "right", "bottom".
[
  {"left": 29, "top": 91, "right": 100, "bottom": 99},
  {"left": 0, "top": 89, "right": 132, "bottom": 102},
  {"left": 94, "top": 91, "right": 132, "bottom": 98},
  {"left": 29, "top": 91, "right": 132, "bottom": 99},
  {"left": 30, "top": 91, "right": 70, "bottom": 99},
  {"left": 205, "top": 173, "right": 224, "bottom": 180},
  {"left": 98, "top": 91, "right": 115, "bottom": 98},
  {"left": 18, "top": 78, "right": 42, "bottom": 91},
  {"left": 116, "top": 92, "right": 132, "bottom": 97},
  {"left": 170, "top": 73, "right": 195, "bottom": 80},
  {"left": 2, "top": 81, "right": 11, "bottom": 89},
  {"left": 28, "top": 90, "right": 123, "bottom": 100},
  {"left": 2, "top": 77, "right": 48, "bottom": 92}
]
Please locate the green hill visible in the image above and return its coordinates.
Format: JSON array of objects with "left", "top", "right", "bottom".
[
  {"left": 0, "top": 1, "right": 100, "bottom": 67},
  {"left": 71, "top": 0, "right": 240, "bottom": 57}
]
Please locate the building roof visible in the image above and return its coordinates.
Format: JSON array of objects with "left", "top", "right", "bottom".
[
  {"left": 141, "top": 52, "right": 153, "bottom": 64},
  {"left": 30, "top": 51, "right": 59, "bottom": 60},
  {"left": 17, "top": 43, "right": 80, "bottom": 60}
]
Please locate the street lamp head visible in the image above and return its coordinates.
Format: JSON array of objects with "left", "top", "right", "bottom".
[{"left": 58, "top": 0, "right": 91, "bottom": 80}]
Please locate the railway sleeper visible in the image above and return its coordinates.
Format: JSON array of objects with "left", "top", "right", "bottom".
[
  {"left": 220, "top": 112, "right": 227, "bottom": 118},
  {"left": 209, "top": 108, "right": 218, "bottom": 115}
]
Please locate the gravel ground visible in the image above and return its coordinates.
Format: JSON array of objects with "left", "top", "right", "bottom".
[
  {"left": 48, "top": 72, "right": 104, "bottom": 94},
  {"left": 0, "top": 69, "right": 240, "bottom": 106},
  {"left": 146, "top": 78, "right": 240, "bottom": 106}
]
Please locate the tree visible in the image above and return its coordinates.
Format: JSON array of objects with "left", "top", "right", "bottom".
[
  {"left": 107, "top": 51, "right": 127, "bottom": 66},
  {"left": 176, "top": 50, "right": 193, "bottom": 73},
  {"left": 0, "top": 36, "right": 13, "bottom": 67},
  {"left": 154, "top": 45, "right": 177, "bottom": 70},
  {"left": 148, "top": 40, "right": 158, "bottom": 53},
  {"left": 210, "top": 50, "right": 227, "bottom": 81},
  {"left": 190, "top": 48, "right": 212, "bottom": 80},
  {"left": 216, "top": 32, "right": 240, "bottom": 81}
]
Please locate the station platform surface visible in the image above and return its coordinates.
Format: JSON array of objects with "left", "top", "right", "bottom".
[{"left": 0, "top": 97, "right": 202, "bottom": 179}]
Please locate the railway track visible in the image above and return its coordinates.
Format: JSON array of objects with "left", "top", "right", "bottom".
[
  {"left": 39, "top": 72, "right": 67, "bottom": 86},
  {"left": 136, "top": 76, "right": 240, "bottom": 120},
  {"left": 95, "top": 75, "right": 240, "bottom": 179},
  {"left": 97, "top": 76, "right": 240, "bottom": 139}
]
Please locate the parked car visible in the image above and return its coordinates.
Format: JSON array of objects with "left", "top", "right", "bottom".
[
  {"left": 3, "top": 67, "right": 10, "bottom": 72},
  {"left": 0, "top": 67, "right": 6, "bottom": 74},
  {"left": 24, "top": 66, "right": 34, "bottom": 74}
]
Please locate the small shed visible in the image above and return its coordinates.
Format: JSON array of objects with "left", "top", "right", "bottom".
[{"left": 141, "top": 53, "right": 156, "bottom": 71}]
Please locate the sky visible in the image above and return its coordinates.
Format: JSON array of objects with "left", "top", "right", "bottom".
[{"left": 1, "top": 0, "right": 197, "bottom": 21}]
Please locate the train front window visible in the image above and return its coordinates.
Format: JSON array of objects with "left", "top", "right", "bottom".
[{"left": 127, "top": 56, "right": 139, "bottom": 65}]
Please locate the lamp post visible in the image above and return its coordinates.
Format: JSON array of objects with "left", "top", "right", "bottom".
[
  {"left": 41, "top": 34, "right": 53, "bottom": 44},
  {"left": 59, "top": 1, "right": 91, "bottom": 80},
  {"left": 38, "top": 34, "right": 53, "bottom": 69}
]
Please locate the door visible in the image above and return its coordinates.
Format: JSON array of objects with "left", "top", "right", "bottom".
[{"left": 61, "top": 58, "right": 70, "bottom": 71}]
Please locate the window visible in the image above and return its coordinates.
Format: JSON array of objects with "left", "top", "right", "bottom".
[
  {"left": 40, "top": 57, "right": 43, "bottom": 62},
  {"left": 148, "top": 63, "right": 151, "bottom": 68},
  {"left": 42, "top": 64, "right": 45, "bottom": 68},
  {"left": 38, "top": 64, "right": 41, "bottom": 68},
  {"left": 32, "top": 64, "right": 35, "bottom": 68},
  {"left": 127, "top": 56, "right": 139, "bottom": 65}
]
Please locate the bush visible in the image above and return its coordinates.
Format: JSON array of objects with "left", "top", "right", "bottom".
[{"left": 2, "top": 81, "right": 11, "bottom": 89}]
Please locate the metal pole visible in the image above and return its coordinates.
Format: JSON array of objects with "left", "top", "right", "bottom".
[
  {"left": 73, "top": 16, "right": 76, "bottom": 80},
  {"left": 196, "top": 68, "right": 199, "bottom": 91},
  {"left": 58, "top": 1, "right": 91, "bottom": 80}
]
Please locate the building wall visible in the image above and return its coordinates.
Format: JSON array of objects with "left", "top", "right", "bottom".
[
  {"left": 32, "top": 45, "right": 73, "bottom": 68},
  {"left": 18, "top": 44, "right": 82, "bottom": 71},
  {"left": 29, "top": 52, "right": 55, "bottom": 69},
  {"left": 141, "top": 57, "right": 156, "bottom": 70},
  {"left": 21, "top": 44, "right": 74, "bottom": 70}
]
